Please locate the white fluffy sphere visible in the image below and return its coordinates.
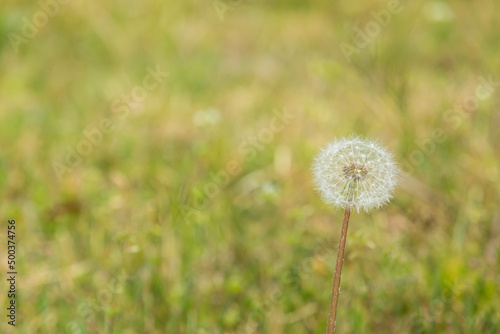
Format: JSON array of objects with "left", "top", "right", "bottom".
[{"left": 312, "top": 136, "right": 398, "bottom": 212}]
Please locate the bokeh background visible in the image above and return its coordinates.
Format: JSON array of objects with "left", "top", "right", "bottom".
[{"left": 1, "top": 0, "right": 500, "bottom": 333}]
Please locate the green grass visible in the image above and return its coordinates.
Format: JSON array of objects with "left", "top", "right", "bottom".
[{"left": 1, "top": 0, "right": 500, "bottom": 333}]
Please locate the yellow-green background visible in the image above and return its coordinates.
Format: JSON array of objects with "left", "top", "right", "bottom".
[{"left": 1, "top": 0, "right": 499, "bottom": 333}]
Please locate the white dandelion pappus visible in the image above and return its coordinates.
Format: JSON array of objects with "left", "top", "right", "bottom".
[{"left": 312, "top": 136, "right": 398, "bottom": 213}]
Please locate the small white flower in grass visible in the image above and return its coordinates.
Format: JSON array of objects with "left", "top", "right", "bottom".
[{"left": 312, "top": 136, "right": 398, "bottom": 213}]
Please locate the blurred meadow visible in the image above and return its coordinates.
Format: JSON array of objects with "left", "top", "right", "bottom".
[{"left": 1, "top": 0, "right": 500, "bottom": 333}]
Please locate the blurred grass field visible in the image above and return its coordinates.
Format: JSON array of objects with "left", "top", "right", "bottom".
[{"left": 1, "top": 0, "right": 500, "bottom": 333}]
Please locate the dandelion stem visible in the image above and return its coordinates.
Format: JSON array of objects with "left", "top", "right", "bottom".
[{"left": 327, "top": 206, "right": 351, "bottom": 334}]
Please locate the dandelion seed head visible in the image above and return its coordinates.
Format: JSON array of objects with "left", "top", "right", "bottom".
[{"left": 312, "top": 136, "right": 398, "bottom": 212}]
